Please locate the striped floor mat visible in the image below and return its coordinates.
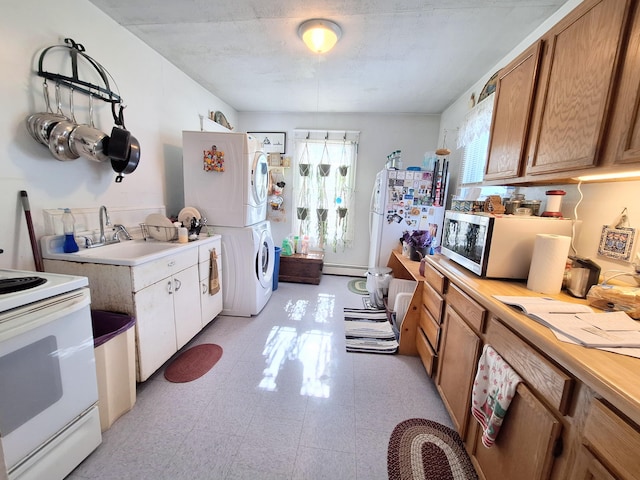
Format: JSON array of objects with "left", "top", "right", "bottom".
[{"left": 344, "top": 308, "right": 399, "bottom": 354}]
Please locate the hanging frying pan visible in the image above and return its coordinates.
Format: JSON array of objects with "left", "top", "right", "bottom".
[
  {"left": 111, "top": 135, "right": 140, "bottom": 182},
  {"left": 108, "top": 103, "right": 131, "bottom": 160}
]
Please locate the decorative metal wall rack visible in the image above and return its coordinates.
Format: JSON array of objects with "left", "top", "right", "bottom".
[{"left": 37, "top": 38, "right": 123, "bottom": 107}]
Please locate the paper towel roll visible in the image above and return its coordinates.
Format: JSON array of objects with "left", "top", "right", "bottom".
[{"left": 527, "top": 234, "right": 571, "bottom": 294}]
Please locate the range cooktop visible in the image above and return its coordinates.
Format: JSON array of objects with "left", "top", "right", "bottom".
[{"left": 0, "top": 269, "right": 88, "bottom": 313}]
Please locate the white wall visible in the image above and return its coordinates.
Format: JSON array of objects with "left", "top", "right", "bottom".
[
  {"left": 439, "top": 0, "right": 640, "bottom": 282},
  {"left": 1, "top": 0, "right": 237, "bottom": 270},
  {"left": 238, "top": 112, "right": 441, "bottom": 272}
]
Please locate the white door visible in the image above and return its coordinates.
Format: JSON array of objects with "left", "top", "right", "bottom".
[
  {"left": 134, "top": 280, "right": 177, "bottom": 381},
  {"left": 173, "top": 265, "right": 201, "bottom": 350}
]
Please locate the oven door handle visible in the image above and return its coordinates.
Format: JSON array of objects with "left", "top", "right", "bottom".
[{"left": 0, "top": 289, "right": 90, "bottom": 342}]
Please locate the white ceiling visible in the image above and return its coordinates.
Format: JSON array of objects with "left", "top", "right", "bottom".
[{"left": 88, "top": 0, "right": 567, "bottom": 114}]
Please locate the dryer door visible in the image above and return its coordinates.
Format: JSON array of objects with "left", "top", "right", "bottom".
[
  {"left": 255, "top": 228, "right": 275, "bottom": 289},
  {"left": 250, "top": 151, "right": 269, "bottom": 207}
]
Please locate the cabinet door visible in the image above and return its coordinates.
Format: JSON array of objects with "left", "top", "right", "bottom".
[
  {"left": 607, "top": 1, "right": 640, "bottom": 166},
  {"left": 436, "top": 305, "right": 481, "bottom": 438},
  {"left": 526, "top": 0, "right": 629, "bottom": 175},
  {"left": 199, "top": 240, "right": 223, "bottom": 327},
  {"left": 573, "top": 447, "right": 618, "bottom": 480},
  {"left": 173, "top": 264, "right": 201, "bottom": 350},
  {"left": 471, "top": 383, "right": 562, "bottom": 480},
  {"left": 134, "top": 278, "right": 178, "bottom": 381},
  {"left": 485, "top": 41, "right": 542, "bottom": 181}
]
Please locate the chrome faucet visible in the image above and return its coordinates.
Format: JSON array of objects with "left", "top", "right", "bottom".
[
  {"left": 112, "top": 224, "right": 132, "bottom": 241},
  {"left": 99, "top": 205, "right": 111, "bottom": 244}
]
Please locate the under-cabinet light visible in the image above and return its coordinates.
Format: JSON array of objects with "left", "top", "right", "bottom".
[{"left": 574, "top": 170, "right": 640, "bottom": 182}]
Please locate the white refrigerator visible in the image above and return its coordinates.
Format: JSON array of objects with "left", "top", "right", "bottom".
[{"left": 368, "top": 168, "right": 448, "bottom": 268}]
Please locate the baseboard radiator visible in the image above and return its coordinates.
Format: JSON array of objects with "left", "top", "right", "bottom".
[{"left": 323, "top": 263, "right": 368, "bottom": 277}]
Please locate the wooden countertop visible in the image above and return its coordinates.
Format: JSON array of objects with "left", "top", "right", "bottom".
[{"left": 390, "top": 250, "right": 640, "bottom": 427}]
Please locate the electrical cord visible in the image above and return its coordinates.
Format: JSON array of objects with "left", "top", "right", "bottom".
[
  {"left": 602, "top": 270, "right": 640, "bottom": 286},
  {"left": 570, "top": 180, "right": 583, "bottom": 256}
]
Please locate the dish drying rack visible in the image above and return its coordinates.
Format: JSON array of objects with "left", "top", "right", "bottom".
[{"left": 139, "top": 223, "right": 178, "bottom": 242}]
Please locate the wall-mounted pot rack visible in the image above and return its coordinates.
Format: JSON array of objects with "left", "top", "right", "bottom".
[{"left": 37, "top": 38, "right": 123, "bottom": 106}]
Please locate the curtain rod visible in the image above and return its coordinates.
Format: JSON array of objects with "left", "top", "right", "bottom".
[{"left": 294, "top": 129, "right": 360, "bottom": 141}]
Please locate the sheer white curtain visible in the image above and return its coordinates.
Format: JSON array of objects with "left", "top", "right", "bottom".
[
  {"left": 457, "top": 93, "right": 494, "bottom": 184},
  {"left": 292, "top": 130, "right": 359, "bottom": 252}
]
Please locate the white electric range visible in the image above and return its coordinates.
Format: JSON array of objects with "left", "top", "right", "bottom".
[
  {"left": 0, "top": 268, "right": 101, "bottom": 480},
  {"left": 0, "top": 269, "right": 88, "bottom": 313}
]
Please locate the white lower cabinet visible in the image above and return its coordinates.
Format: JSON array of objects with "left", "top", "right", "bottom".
[
  {"left": 171, "top": 264, "right": 201, "bottom": 350},
  {"left": 198, "top": 237, "right": 223, "bottom": 328},
  {"left": 42, "top": 235, "right": 223, "bottom": 382},
  {"left": 134, "top": 274, "right": 179, "bottom": 380}
]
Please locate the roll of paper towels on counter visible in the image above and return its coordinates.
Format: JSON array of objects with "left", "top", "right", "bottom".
[{"left": 527, "top": 234, "right": 571, "bottom": 294}]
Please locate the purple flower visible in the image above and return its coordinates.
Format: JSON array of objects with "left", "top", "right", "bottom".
[{"left": 401, "top": 230, "right": 432, "bottom": 249}]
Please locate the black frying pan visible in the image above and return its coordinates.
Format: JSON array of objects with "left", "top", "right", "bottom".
[
  {"left": 108, "top": 104, "right": 131, "bottom": 160},
  {"left": 111, "top": 135, "right": 140, "bottom": 183}
]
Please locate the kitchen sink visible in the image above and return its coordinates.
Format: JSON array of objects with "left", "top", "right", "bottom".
[{"left": 40, "top": 236, "right": 186, "bottom": 266}]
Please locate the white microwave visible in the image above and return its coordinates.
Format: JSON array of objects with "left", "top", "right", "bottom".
[{"left": 440, "top": 211, "right": 576, "bottom": 279}]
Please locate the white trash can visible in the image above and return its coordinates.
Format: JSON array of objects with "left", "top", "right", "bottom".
[
  {"left": 91, "top": 310, "right": 136, "bottom": 432},
  {"left": 366, "top": 267, "right": 393, "bottom": 309}
]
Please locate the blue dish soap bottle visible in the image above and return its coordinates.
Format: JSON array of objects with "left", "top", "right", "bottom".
[{"left": 62, "top": 208, "right": 79, "bottom": 253}]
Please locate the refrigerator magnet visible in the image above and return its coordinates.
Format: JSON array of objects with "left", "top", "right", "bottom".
[{"left": 203, "top": 145, "right": 225, "bottom": 172}]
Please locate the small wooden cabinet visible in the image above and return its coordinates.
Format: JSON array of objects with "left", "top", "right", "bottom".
[
  {"left": 485, "top": 41, "right": 542, "bottom": 181},
  {"left": 278, "top": 252, "right": 324, "bottom": 284},
  {"left": 471, "top": 383, "right": 562, "bottom": 480},
  {"left": 572, "top": 399, "right": 640, "bottom": 480},
  {"left": 436, "top": 304, "right": 481, "bottom": 439},
  {"left": 525, "top": 0, "right": 629, "bottom": 176},
  {"left": 483, "top": 0, "right": 636, "bottom": 184},
  {"left": 436, "top": 283, "right": 485, "bottom": 440},
  {"left": 603, "top": 0, "right": 640, "bottom": 167}
]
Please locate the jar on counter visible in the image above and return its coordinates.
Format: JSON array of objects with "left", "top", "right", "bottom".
[
  {"left": 520, "top": 200, "right": 541, "bottom": 216},
  {"left": 504, "top": 200, "right": 522, "bottom": 215}
]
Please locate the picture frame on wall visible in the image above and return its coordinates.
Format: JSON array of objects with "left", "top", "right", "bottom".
[
  {"left": 249, "top": 132, "right": 286, "bottom": 154},
  {"left": 597, "top": 225, "right": 636, "bottom": 262}
]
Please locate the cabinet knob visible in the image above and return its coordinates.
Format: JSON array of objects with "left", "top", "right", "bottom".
[
  {"left": 167, "top": 280, "right": 173, "bottom": 294},
  {"left": 174, "top": 278, "right": 182, "bottom": 292},
  {"left": 167, "top": 260, "right": 176, "bottom": 267}
]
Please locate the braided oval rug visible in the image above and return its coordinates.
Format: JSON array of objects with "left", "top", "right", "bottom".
[{"left": 387, "top": 418, "right": 478, "bottom": 480}]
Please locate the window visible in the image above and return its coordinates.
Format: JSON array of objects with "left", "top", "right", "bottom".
[
  {"left": 457, "top": 93, "right": 494, "bottom": 184},
  {"left": 292, "top": 130, "right": 359, "bottom": 252},
  {"left": 460, "top": 131, "right": 490, "bottom": 184}
]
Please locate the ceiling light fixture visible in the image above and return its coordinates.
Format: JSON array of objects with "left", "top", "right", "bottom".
[{"left": 298, "top": 19, "right": 342, "bottom": 54}]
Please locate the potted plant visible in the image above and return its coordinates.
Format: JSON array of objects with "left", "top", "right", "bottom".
[{"left": 402, "top": 230, "right": 432, "bottom": 261}]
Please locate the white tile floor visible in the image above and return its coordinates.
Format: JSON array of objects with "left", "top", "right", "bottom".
[{"left": 68, "top": 274, "right": 452, "bottom": 480}]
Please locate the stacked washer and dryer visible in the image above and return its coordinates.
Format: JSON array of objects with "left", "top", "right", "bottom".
[{"left": 182, "top": 131, "right": 275, "bottom": 316}]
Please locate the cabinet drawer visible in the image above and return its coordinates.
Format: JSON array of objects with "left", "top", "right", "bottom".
[
  {"left": 422, "top": 280, "right": 444, "bottom": 323},
  {"left": 423, "top": 261, "right": 447, "bottom": 294},
  {"left": 416, "top": 327, "right": 436, "bottom": 377},
  {"left": 485, "top": 317, "right": 573, "bottom": 414},
  {"left": 131, "top": 247, "right": 199, "bottom": 292},
  {"left": 197, "top": 236, "right": 221, "bottom": 264},
  {"left": 419, "top": 306, "right": 440, "bottom": 352},
  {"left": 446, "top": 283, "right": 486, "bottom": 333},
  {"left": 582, "top": 399, "right": 640, "bottom": 480}
]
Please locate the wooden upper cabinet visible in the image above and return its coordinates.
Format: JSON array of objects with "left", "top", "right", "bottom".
[
  {"left": 525, "top": 0, "right": 630, "bottom": 176},
  {"left": 605, "top": 1, "right": 640, "bottom": 166},
  {"left": 485, "top": 41, "right": 542, "bottom": 181}
]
